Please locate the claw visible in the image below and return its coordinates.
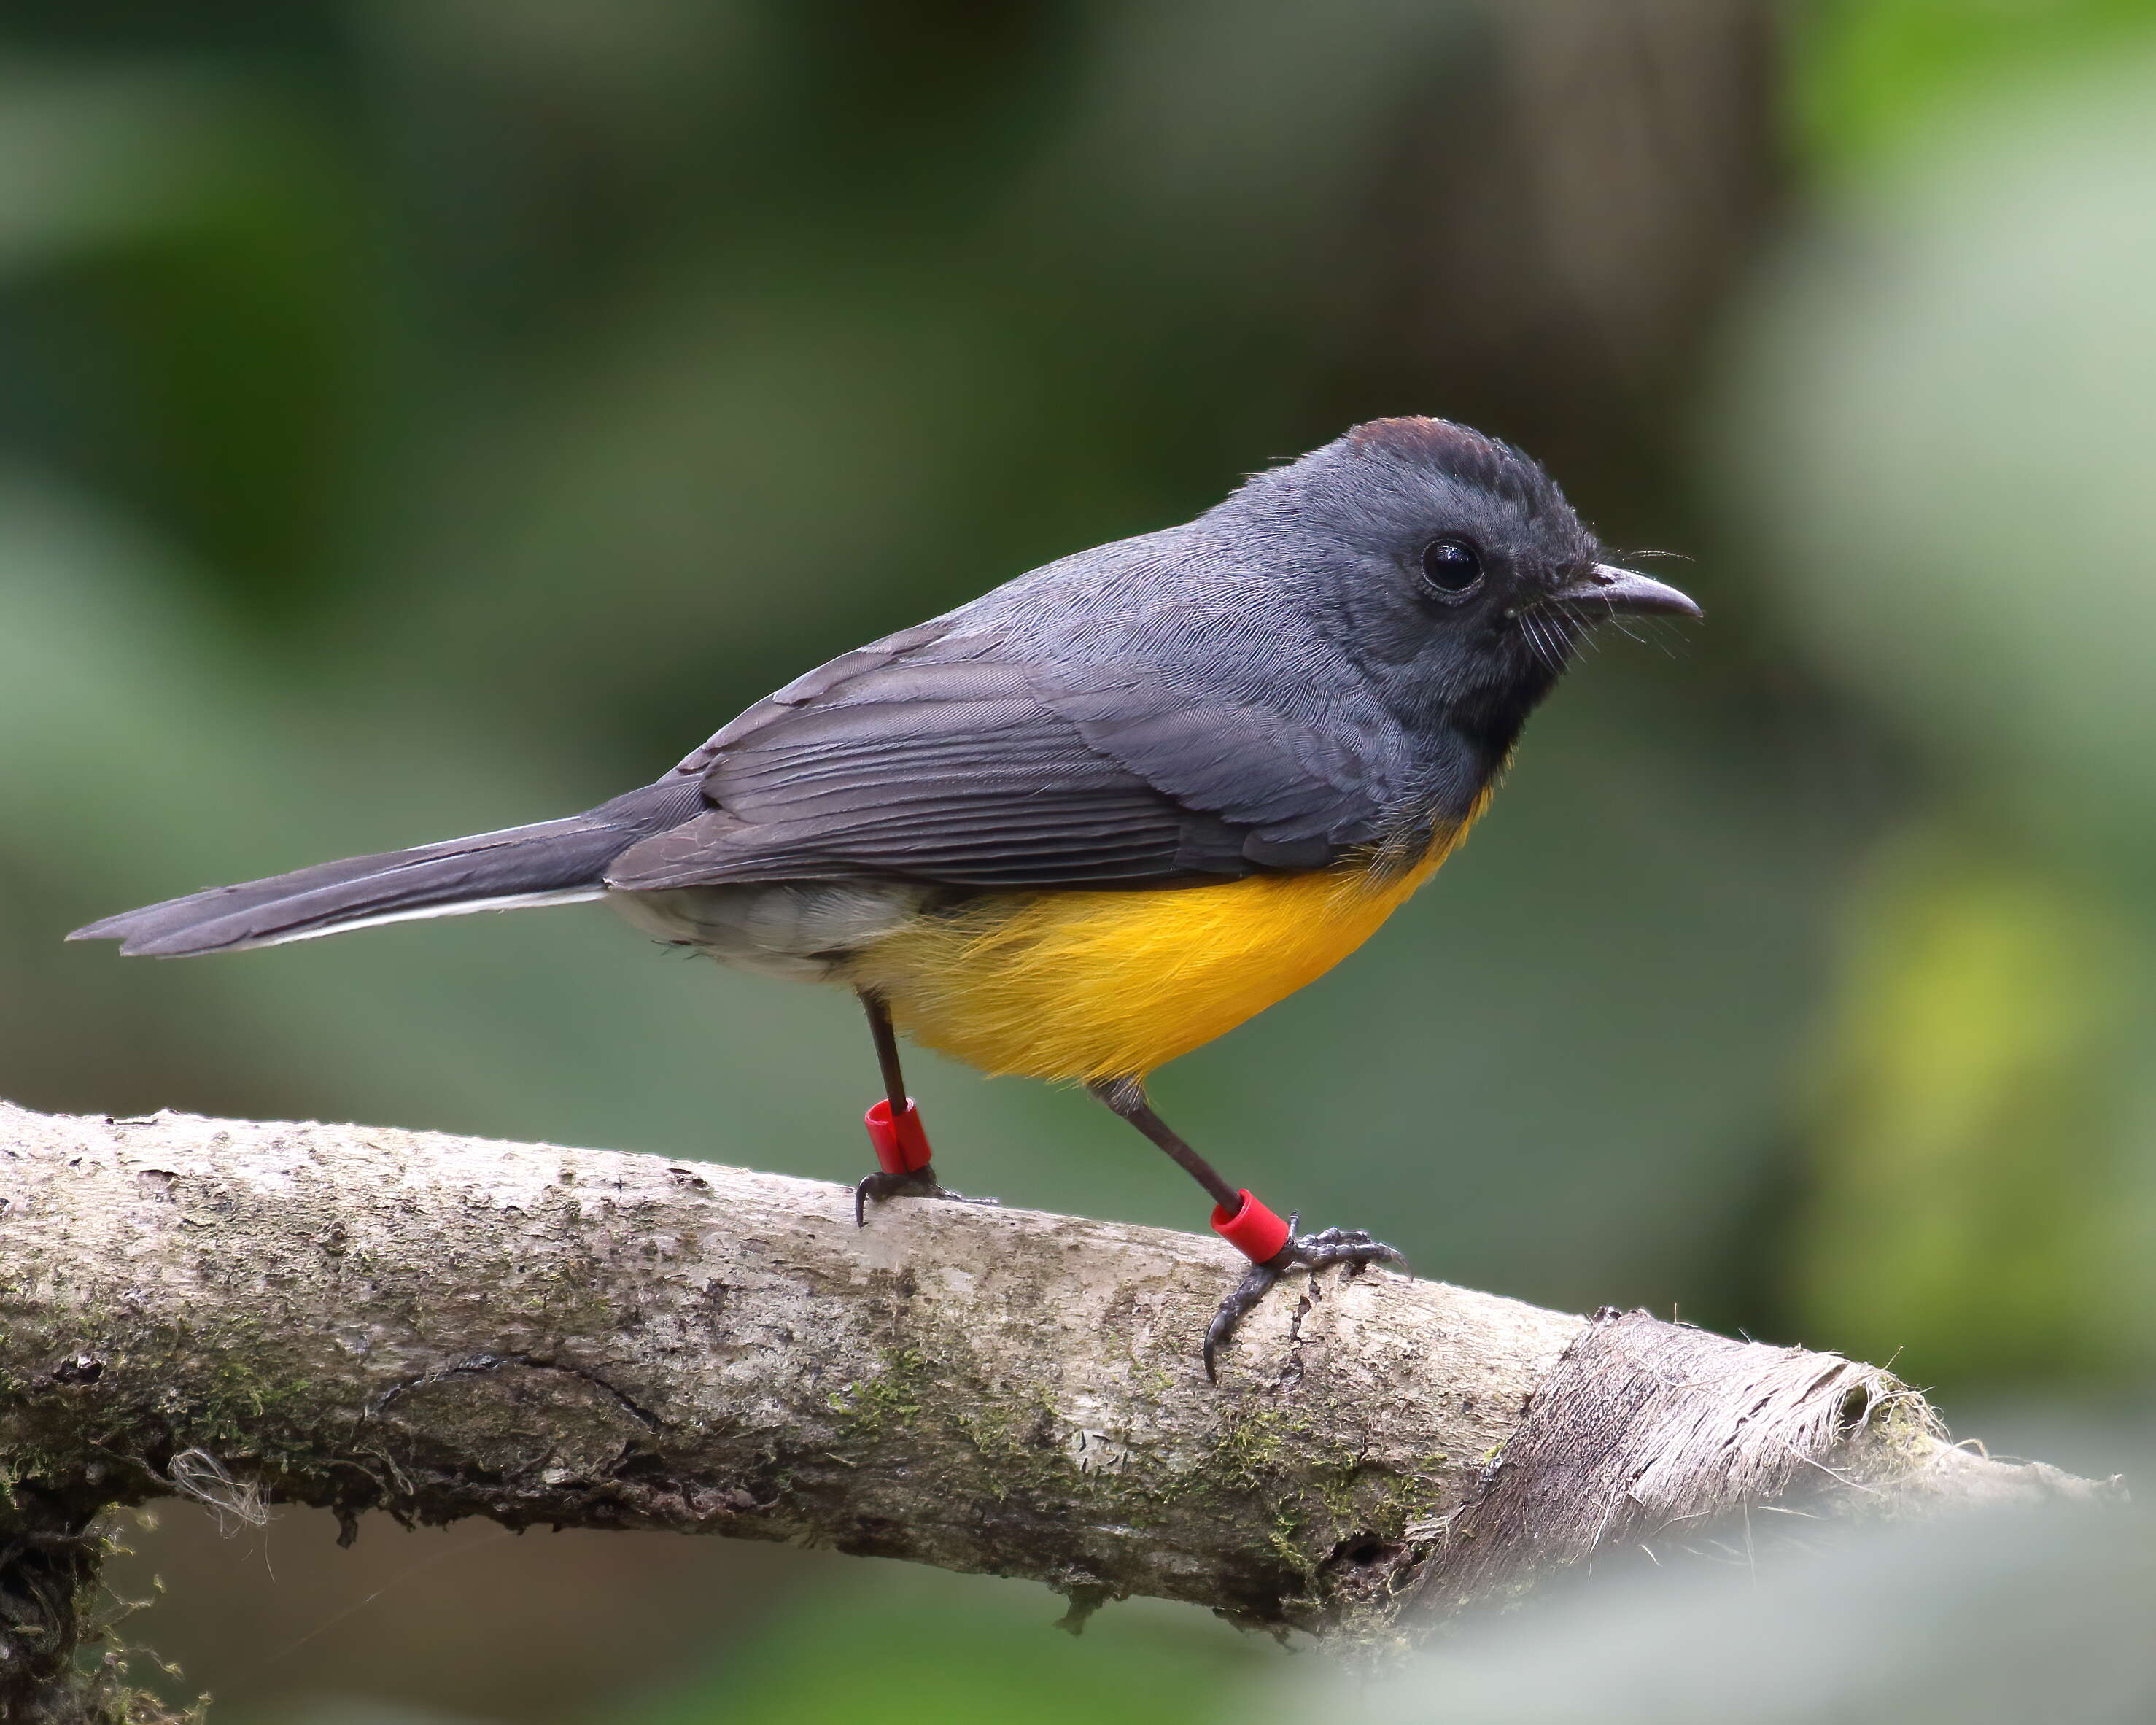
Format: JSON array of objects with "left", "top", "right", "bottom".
[
  {"left": 1203, "top": 1259, "right": 1283, "bottom": 1382},
  {"left": 1203, "top": 1217, "right": 1406, "bottom": 1382},
  {"left": 853, "top": 1163, "right": 998, "bottom": 1228}
]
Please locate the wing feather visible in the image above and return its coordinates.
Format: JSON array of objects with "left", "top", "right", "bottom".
[{"left": 610, "top": 624, "right": 1387, "bottom": 891}]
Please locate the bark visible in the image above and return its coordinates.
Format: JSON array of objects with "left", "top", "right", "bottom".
[{"left": 0, "top": 1101, "right": 2116, "bottom": 1718}]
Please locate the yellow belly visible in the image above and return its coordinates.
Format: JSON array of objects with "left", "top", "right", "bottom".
[{"left": 848, "top": 803, "right": 1485, "bottom": 1084}]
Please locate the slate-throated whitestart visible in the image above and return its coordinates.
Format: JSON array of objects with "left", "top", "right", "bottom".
[{"left": 72, "top": 416, "right": 1700, "bottom": 1378}]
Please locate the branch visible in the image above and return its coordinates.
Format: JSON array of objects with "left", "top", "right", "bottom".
[{"left": 0, "top": 1101, "right": 2113, "bottom": 1716}]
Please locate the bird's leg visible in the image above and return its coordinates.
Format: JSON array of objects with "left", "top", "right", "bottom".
[
  {"left": 852, "top": 991, "right": 997, "bottom": 1225},
  {"left": 1087, "top": 1077, "right": 1405, "bottom": 1381}
]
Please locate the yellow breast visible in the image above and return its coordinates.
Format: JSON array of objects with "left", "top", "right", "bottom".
[{"left": 849, "top": 799, "right": 1486, "bottom": 1084}]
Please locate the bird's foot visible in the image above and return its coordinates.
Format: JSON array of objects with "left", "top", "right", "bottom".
[
  {"left": 854, "top": 1096, "right": 999, "bottom": 1226},
  {"left": 1203, "top": 1220, "right": 1406, "bottom": 1382},
  {"left": 853, "top": 1163, "right": 1000, "bottom": 1228}
]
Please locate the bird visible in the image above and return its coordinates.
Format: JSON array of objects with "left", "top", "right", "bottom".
[{"left": 71, "top": 416, "right": 1698, "bottom": 1379}]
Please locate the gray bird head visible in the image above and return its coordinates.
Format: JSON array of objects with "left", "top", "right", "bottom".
[{"left": 1214, "top": 416, "right": 1699, "bottom": 739}]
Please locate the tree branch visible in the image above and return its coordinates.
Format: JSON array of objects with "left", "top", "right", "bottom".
[{"left": 0, "top": 1100, "right": 2113, "bottom": 1716}]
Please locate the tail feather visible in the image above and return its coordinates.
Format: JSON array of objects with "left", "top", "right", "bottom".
[{"left": 71, "top": 776, "right": 706, "bottom": 957}]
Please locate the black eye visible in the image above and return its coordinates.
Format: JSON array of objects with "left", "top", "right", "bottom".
[{"left": 1418, "top": 536, "right": 1484, "bottom": 598}]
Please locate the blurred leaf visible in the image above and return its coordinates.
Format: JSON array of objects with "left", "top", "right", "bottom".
[
  {"left": 599, "top": 1566, "right": 1256, "bottom": 1725},
  {"left": 1797, "top": 0, "right": 2156, "bottom": 170},
  {"left": 0, "top": 63, "right": 381, "bottom": 613},
  {"left": 1280, "top": 1479, "right": 2156, "bottom": 1724},
  {"left": 1721, "top": 47, "right": 2156, "bottom": 865},
  {"left": 0, "top": 64, "right": 223, "bottom": 271},
  {"left": 1720, "top": 40, "right": 2156, "bottom": 1387},
  {"left": 1787, "top": 824, "right": 2136, "bottom": 1389}
]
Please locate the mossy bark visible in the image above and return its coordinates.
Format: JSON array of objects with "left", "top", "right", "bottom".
[{"left": 0, "top": 1101, "right": 2112, "bottom": 1714}]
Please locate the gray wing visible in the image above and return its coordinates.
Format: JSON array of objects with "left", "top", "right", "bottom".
[{"left": 605, "top": 622, "right": 1392, "bottom": 893}]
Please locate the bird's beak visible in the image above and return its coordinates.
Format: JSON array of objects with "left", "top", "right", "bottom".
[{"left": 1548, "top": 564, "right": 1702, "bottom": 619}]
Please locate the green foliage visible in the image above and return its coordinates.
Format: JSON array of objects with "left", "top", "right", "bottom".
[
  {"left": 1789, "top": 830, "right": 2136, "bottom": 1389},
  {"left": 1796, "top": 0, "right": 2156, "bottom": 168},
  {"left": 600, "top": 1568, "right": 1257, "bottom": 1725},
  {"left": 1721, "top": 23, "right": 2156, "bottom": 1398}
]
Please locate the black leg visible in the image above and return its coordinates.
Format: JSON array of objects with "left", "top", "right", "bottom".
[
  {"left": 1088, "top": 1077, "right": 1405, "bottom": 1381},
  {"left": 864, "top": 988, "right": 909, "bottom": 1117},
  {"left": 852, "top": 991, "right": 996, "bottom": 1226},
  {"left": 1089, "top": 1078, "right": 1240, "bottom": 1209}
]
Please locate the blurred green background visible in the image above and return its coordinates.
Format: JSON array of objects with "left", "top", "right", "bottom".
[{"left": 7, "top": 0, "right": 2155, "bottom": 1719}]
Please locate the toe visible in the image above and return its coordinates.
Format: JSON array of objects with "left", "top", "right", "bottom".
[
  {"left": 1203, "top": 1261, "right": 1281, "bottom": 1383},
  {"left": 1288, "top": 1229, "right": 1407, "bottom": 1274}
]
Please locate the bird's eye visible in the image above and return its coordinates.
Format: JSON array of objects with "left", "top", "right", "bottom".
[{"left": 1418, "top": 536, "right": 1484, "bottom": 599}]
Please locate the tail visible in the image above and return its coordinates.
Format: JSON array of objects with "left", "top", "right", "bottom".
[{"left": 70, "top": 777, "right": 707, "bottom": 958}]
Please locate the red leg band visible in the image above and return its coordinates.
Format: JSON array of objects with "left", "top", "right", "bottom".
[
  {"left": 865, "top": 1098, "right": 933, "bottom": 1175},
  {"left": 1211, "top": 1190, "right": 1291, "bottom": 1263}
]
